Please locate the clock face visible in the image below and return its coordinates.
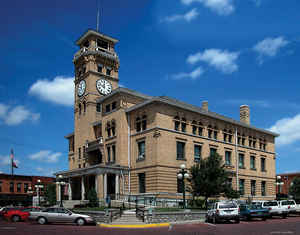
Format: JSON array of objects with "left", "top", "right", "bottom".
[
  {"left": 77, "top": 80, "right": 86, "bottom": 97},
  {"left": 96, "top": 79, "right": 112, "bottom": 95}
]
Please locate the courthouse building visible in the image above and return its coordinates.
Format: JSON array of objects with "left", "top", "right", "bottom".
[{"left": 55, "top": 29, "right": 279, "bottom": 204}]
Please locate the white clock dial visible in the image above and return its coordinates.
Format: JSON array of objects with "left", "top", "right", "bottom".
[
  {"left": 96, "top": 79, "right": 112, "bottom": 95},
  {"left": 77, "top": 80, "right": 86, "bottom": 97}
]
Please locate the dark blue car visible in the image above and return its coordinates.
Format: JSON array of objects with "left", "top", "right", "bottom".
[{"left": 239, "top": 204, "right": 270, "bottom": 221}]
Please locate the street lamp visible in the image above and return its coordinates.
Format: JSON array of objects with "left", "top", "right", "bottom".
[
  {"left": 56, "top": 175, "right": 66, "bottom": 207},
  {"left": 35, "top": 179, "right": 44, "bottom": 206},
  {"left": 177, "top": 164, "right": 189, "bottom": 209},
  {"left": 276, "top": 175, "right": 284, "bottom": 199}
]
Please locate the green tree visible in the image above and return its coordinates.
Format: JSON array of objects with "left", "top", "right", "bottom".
[
  {"left": 87, "top": 188, "right": 98, "bottom": 207},
  {"left": 289, "top": 177, "right": 300, "bottom": 199},
  {"left": 188, "top": 153, "right": 231, "bottom": 208},
  {"left": 44, "top": 184, "right": 57, "bottom": 206},
  {"left": 224, "top": 187, "right": 240, "bottom": 200}
]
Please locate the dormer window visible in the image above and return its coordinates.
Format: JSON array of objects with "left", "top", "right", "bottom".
[
  {"left": 83, "top": 40, "right": 89, "bottom": 48},
  {"left": 97, "top": 63, "right": 103, "bottom": 73},
  {"left": 97, "top": 39, "right": 109, "bottom": 49}
]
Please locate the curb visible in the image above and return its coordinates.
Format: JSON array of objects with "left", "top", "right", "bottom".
[{"left": 98, "top": 223, "right": 170, "bottom": 228}]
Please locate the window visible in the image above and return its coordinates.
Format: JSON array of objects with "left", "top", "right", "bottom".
[
  {"left": 225, "top": 151, "right": 231, "bottom": 166},
  {"left": 214, "top": 130, "right": 218, "bottom": 140},
  {"left": 112, "top": 101, "right": 117, "bottom": 110},
  {"left": 261, "top": 158, "right": 266, "bottom": 172},
  {"left": 227, "top": 178, "right": 233, "bottom": 188},
  {"left": 177, "top": 178, "right": 183, "bottom": 193},
  {"left": 83, "top": 101, "right": 86, "bottom": 113},
  {"left": 96, "top": 103, "right": 101, "bottom": 112},
  {"left": 194, "top": 145, "right": 202, "bottom": 162},
  {"left": 97, "top": 39, "right": 108, "bottom": 49},
  {"left": 106, "top": 67, "right": 112, "bottom": 76},
  {"left": 111, "top": 121, "right": 116, "bottom": 136},
  {"left": 250, "top": 156, "right": 256, "bottom": 170},
  {"left": 105, "top": 104, "right": 111, "bottom": 113},
  {"left": 238, "top": 153, "right": 244, "bottom": 168},
  {"left": 142, "top": 115, "right": 147, "bottom": 131},
  {"left": 174, "top": 116, "right": 180, "bottom": 131},
  {"left": 138, "top": 173, "right": 146, "bottom": 193},
  {"left": 107, "top": 146, "right": 111, "bottom": 162},
  {"left": 136, "top": 115, "right": 147, "bottom": 132},
  {"left": 251, "top": 180, "right": 256, "bottom": 196},
  {"left": 181, "top": 118, "right": 187, "bottom": 132},
  {"left": 78, "top": 164, "right": 81, "bottom": 168},
  {"left": 17, "top": 183, "right": 21, "bottom": 192},
  {"left": 241, "top": 135, "right": 246, "bottom": 146},
  {"left": 176, "top": 142, "right": 185, "bottom": 160},
  {"left": 261, "top": 181, "right": 266, "bottom": 196},
  {"left": 112, "top": 145, "right": 116, "bottom": 163},
  {"left": 210, "top": 148, "right": 217, "bottom": 157},
  {"left": 0, "top": 181, "right": 2, "bottom": 192},
  {"left": 228, "top": 130, "right": 233, "bottom": 143},
  {"left": 83, "top": 40, "right": 89, "bottom": 48},
  {"left": 192, "top": 122, "right": 197, "bottom": 135},
  {"left": 82, "top": 64, "right": 86, "bottom": 74},
  {"left": 78, "top": 103, "right": 82, "bottom": 115},
  {"left": 24, "top": 183, "right": 28, "bottom": 193},
  {"left": 136, "top": 117, "right": 141, "bottom": 132},
  {"left": 208, "top": 129, "right": 212, "bottom": 138},
  {"left": 10, "top": 182, "right": 14, "bottom": 192},
  {"left": 239, "top": 179, "right": 245, "bottom": 195},
  {"left": 198, "top": 126, "right": 203, "bottom": 136},
  {"left": 97, "top": 63, "right": 103, "bottom": 73},
  {"left": 138, "top": 141, "right": 145, "bottom": 160},
  {"left": 78, "top": 147, "right": 81, "bottom": 159}
]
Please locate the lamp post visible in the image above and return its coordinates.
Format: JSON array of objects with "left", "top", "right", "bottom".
[
  {"left": 177, "top": 164, "right": 189, "bottom": 209},
  {"left": 35, "top": 179, "right": 44, "bottom": 206},
  {"left": 56, "top": 175, "right": 66, "bottom": 207},
  {"left": 276, "top": 175, "right": 284, "bottom": 199},
  {"left": 27, "top": 186, "right": 33, "bottom": 206}
]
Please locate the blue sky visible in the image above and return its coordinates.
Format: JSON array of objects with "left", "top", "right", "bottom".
[{"left": 1, "top": 0, "right": 300, "bottom": 176}]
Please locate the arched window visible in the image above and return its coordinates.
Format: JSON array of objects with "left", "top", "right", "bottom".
[
  {"left": 136, "top": 117, "right": 141, "bottom": 132},
  {"left": 142, "top": 115, "right": 147, "bottom": 131},
  {"left": 83, "top": 101, "right": 86, "bottom": 113},
  {"left": 181, "top": 118, "right": 187, "bottom": 132},
  {"left": 174, "top": 116, "right": 180, "bottom": 131},
  {"left": 106, "top": 122, "right": 111, "bottom": 137},
  {"left": 111, "top": 120, "right": 116, "bottom": 136}
]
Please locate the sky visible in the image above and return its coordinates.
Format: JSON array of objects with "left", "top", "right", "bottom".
[{"left": 0, "top": 0, "right": 300, "bottom": 177}]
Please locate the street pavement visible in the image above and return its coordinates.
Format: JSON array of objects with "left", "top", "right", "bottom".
[{"left": 0, "top": 215, "right": 300, "bottom": 235}]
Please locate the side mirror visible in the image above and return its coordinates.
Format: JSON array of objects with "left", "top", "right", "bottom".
[{"left": 68, "top": 212, "right": 72, "bottom": 215}]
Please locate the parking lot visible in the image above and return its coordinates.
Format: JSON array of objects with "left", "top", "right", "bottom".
[{"left": 1, "top": 214, "right": 300, "bottom": 235}]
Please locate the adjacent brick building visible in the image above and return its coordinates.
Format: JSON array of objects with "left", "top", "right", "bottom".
[
  {"left": 0, "top": 173, "right": 55, "bottom": 206},
  {"left": 276, "top": 172, "right": 300, "bottom": 196},
  {"left": 55, "top": 29, "right": 279, "bottom": 204}
]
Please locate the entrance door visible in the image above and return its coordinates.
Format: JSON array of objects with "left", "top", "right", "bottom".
[{"left": 107, "top": 174, "right": 115, "bottom": 200}]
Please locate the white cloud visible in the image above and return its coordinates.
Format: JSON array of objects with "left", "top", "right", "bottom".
[
  {"left": 29, "top": 150, "right": 62, "bottom": 163},
  {"left": 187, "top": 49, "right": 239, "bottom": 74},
  {"left": 181, "top": 0, "right": 234, "bottom": 16},
  {"left": 253, "top": 37, "right": 289, "bottom": 64},
  {"left": 268, "top": 114, "right": 300, "bottom": 146},
  {"left": 171, "top": 67, "right": 204, "bottom": 80},
  {"left": 161, "top": 8, "right": 199, "bottom": 23},
  {"left": 0, "top": 103, "right": 40, "bottom": 126},
  {"left": 0, "top": 155, "right": 20, "bottom": 166},
  {"left": 29, "top": 76, "right": 74, "bottom": 106}
]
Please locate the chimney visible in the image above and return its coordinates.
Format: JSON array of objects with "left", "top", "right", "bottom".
[
  {"left": 202, "top": 101, "right": 208, "bottom": 111},
  {"left": 240, "top": 105, "right": 250, "bottom": 125}
]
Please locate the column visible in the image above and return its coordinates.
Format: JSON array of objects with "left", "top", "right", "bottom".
[
  {"left": 103, "top": 173, "right": 107, "bottom": 199},
  {"left": 81, "top": 176, "right": 85, "bottom": 200},
  {"left": 115, "top": 174, "right": 120, "bottom": 196},
  {"left": 95, "top": 175, "right": 98, "bottom": 194},
  {"left": 68, "top": 178, "right": 72, "bottom": 200},
  {"left": 57, "top": 184, "right": 61, "bottom": 203}
]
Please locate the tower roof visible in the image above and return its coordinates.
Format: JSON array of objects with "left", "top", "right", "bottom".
[{"left": 76, "top": 29, "right": 119, "bottom": 46}]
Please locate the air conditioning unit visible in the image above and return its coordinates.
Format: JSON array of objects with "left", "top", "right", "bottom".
[{"left": 99, "top": 137, "right": 103, "bottom": 144}]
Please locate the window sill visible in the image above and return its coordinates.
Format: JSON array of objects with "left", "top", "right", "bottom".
[{"left": 136, "top": 157, "right": 145, "bottom": 162}]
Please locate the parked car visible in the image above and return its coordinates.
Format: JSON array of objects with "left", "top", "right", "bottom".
[
  {"left": 206, "top": 201, "right": 240, "bottom": 224},
  {"left": 22, "top": 207, "right": 44, "bottom": 220},
  {"left": 239, "top": 204, "right": 269, "bottom": 221},
  {"left": 3, "top": 208, "right": 29, "bottom": 222},
  {"left": 29, "top": 207, "right": 96, "bottom": 226},
  {"left": 278, "top": 200, "right": 298, "bottom": 215},
  {"left": 252, "top": 201, "right": 288, "bottom": 218}
]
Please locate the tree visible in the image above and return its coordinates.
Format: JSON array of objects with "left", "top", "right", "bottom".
[
  {"left": 188, "top": 153, "right": 231, "bottom": 208},
  {"left": 289, "top": 177, "right": 300, "bottom": 200},
  {"left": 87, "top": 188, "right": 98, "bottom": 207},
  {"left": 44, "top": 184, "right": 57, "bottom": 206},
  {"left": 224, "top": 187, "right": 240, "bottom": 200}
]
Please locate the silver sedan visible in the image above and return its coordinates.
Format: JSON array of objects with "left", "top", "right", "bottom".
[{"left": 30, "top": 207, "right": 96, "bottom": 226}]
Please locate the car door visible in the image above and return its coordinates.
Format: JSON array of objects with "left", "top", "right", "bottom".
[
  {"left": 44, "top": 208, "right": 60, "bottom": 222},
  {"left": 56, "top": 208, "right": 73, "bottom": 223}
]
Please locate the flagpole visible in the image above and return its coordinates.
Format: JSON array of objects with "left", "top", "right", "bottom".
[{"left": 11, "top": 157, "right": 13, "bottom": 175}]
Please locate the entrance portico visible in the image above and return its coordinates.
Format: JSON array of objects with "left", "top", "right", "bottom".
[{"left": 55, "top": 164, "right": 129, "bottom": 203}]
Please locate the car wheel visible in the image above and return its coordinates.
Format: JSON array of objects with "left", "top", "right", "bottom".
[
  {"left": 38, "top": 217, "right": 47, "bottom": 225},
  {"left": 76, "top": 218, "right": 85, "bottom": 226},
  {"left": 247, "top": 216, "right": 251, "bottom": 221},
  {"left": 262, "top": 217, "right": 267, "bottom": 221},
  {"left": 282, "top": 214, "right": 287, "bottom": 219},
  {"left": 12, "top": 215, "right": 20, "bottom": 222},
  {"left": 212, "top": 216, "right": 218, "bottom": 224},
  {"left": 235, "top": 218, "right": 240, "bottom": 224}
]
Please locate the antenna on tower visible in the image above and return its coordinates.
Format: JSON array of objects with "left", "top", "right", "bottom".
[{"left": 96, "top": 0, "right": 100, "bottom": 32}]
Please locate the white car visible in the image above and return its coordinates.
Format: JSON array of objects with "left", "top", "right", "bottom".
[
  {"left": 278, "top": 200, "right": 298, "bottom": 215},
  {"left": 206, "top": 201, "right": 240, "bottom": 224},
  {"left": 252, "top": 201, "right": 288, "bottom": 218}
]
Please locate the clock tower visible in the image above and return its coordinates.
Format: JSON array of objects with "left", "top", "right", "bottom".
[{"left": 72, "top": 29, "right": 120, "bottom": 169}]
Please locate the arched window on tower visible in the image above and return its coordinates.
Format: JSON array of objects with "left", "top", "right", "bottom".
[
  {"left": 83, "top": 101, "right": 86, "bottom": 113},
  {"left": 141, "top": 115, "right": 147, "bottom": 131},
  {"left": 136, "top": 117, "right": 141, "bottom": 132},
  {"left": 111, "top": 120, "right": 116, "bottom": 136},
  {"left": 106, "top": 122, "right": 111, "bottom": 137}
]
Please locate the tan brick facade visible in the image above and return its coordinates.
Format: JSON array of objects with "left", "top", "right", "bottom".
[{"left": 57, "top": 30, "right": 278, "bottom": 203}]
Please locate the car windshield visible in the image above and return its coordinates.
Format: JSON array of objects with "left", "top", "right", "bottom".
[
  {"left": 219, "top": 203, "right": 237, "bottom": 209},
  {"left": 264, "top": 201, "right": 278, "bottom": 206}
]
